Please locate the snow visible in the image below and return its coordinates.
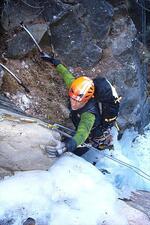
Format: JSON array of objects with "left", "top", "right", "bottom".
[
  {"left": 0, "top": 155, "right": 127, "bottom": 225},
  {"left": 9, "top": 92, "right": 31, "bottom": 111},
  {"left": 83, "top": 126, "right": 150, "bottom": 198},
  {"left": 0, "top": 125, "right": 150, "bottom": 224}
]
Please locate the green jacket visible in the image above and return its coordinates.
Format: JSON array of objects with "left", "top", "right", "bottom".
[{"left": 56, "top": 64, "right": 95, "bottom": 146}]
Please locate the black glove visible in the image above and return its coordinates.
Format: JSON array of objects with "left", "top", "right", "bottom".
[
  {"left": 64, "top": 137, "right": 77, "bottom": 153},
  {"left": 40, "top": 52, "right": 61, "bottom": 66}
]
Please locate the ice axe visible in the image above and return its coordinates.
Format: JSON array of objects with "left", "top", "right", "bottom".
[
  {"left": 0, "top": 63, "right": 30, "bottom": 93},
  {"left": 20, "top": 22, "right": 54, "bottom": 59}
]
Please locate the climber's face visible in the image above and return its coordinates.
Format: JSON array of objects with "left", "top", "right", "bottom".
[{"left": 70, "top": 98, "right": 87, "bottom": 110}]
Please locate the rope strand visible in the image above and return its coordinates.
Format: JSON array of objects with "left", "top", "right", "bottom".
[{"left": 104, "top": 154, "right": 150, "bottom": 182}]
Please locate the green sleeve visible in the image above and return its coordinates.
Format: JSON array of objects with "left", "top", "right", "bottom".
[
  {"left": 56, "top": 64, "right": 75, "bottom": 88},
  {"left": 72, "top": 112, "right": 95, "bottom": 146}
]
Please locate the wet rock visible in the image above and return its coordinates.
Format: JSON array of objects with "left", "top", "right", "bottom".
[
  {"left": 110, "top": 17, "right": 137, "bottom": 56},
  {"left": 100, "top": 16, "right": 150, "bottom": 130}
]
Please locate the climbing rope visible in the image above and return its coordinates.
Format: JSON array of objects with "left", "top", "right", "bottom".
[
  {"left": 50, "top": 123, "right": 150, "bottom": 182},
  {"left": 84, "top": 143, "right": 150, "bottom": 182},
  {"left": 1, "top": 113, "right": 150, "bottom": 182}
]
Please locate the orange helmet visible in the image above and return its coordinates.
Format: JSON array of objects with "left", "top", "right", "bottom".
[{"left": 69, "top": 76, "right": 95, "bottom": 102}]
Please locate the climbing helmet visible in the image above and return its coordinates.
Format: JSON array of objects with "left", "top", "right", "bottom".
[{"left": 69, "top": 76, "right": 95, "bottom": 102}]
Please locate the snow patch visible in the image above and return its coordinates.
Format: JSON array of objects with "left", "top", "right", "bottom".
[
  {"left": 6, "top": 92, "right": 31, "bottom": 111},
  {"left": 0, "top": 155, "right": 128, "bottom": 225}
]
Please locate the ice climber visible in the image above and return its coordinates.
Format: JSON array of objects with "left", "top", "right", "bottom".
[{"left": 41, "top": 53, "right": 121, "bottom": 157}]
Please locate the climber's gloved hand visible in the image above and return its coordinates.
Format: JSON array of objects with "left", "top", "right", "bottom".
[
  {"left": 64, "top": 137, "right": 77, "bottom": 153},
  {"left": 40, "top": 52, "right": 61, "bottom": 66},
  {"left": 45, "top": 142, "right": 66, "bottom": 158},
  {"left": 56, "top": 137, "right": 77, "bottom": 155},
  {"left": 45, "top": 138, "right": 77, "bottom": 158}
]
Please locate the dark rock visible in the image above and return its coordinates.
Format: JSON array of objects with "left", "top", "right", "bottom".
[
  {"left": 117, "top": 47, "right": 150, "bottom": 131},
  {"left": 109, "top": 17, "right": 137, "bottom": 56},
  {"left": 1, "top": 0, "right": 71, "bottom": 31},
  {"left": 49, "top": 0, "right": 113, "bottom": 67},
  {"left": 1, "top": 0, "right": 149, "bottom": 130},
  {"left": 7, "top": 24, "right": 47, "bottom": 58},
  {"left": 61, "top": 0, "right": 78, "bottom": 4},
  {"left": 127, "top": 191, "right": 150, "bottom": 219},
  {"left": 42, "top": 0, "right": 72, "bottom": 23},
  {"left": 101, "top": 16, "right": 150, "bottom": 131},
  {"left": 76, "top": 0, "right": 114, "bottom": 41},
  {"left": 3, "top": 0, "right": 113, "bottom": 67},
  {"left": 50, "top": 9, "right": 103, "bottom": 68},
  {"left": 23, "top": 217, "right": 36, "bottom": 225},
  {"left": 0, "top": 219, "right": 14, "bottom": 225},
  {"left": 1, "top": 1, "right": 42, "bottom": 31}
]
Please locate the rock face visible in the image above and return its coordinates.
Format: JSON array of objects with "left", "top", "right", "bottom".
[
  {"left": 120, "top": 201, "right": 150, "bottom": 225},
  {"left": 127, "top": 190, "right": 150, "bottom": 219},
  {"left": 119, "top": 191, "right": 150, "bottom": 225},
  {"left": 50, "top": 0, "right": 113, "bottom": 67},
  {"left": 99, "top": 16, "right": 150, "bottom": 131},
  {"left": 0, "top": 2, "right": 150, "bottom": 224},
  {"left": 50, "top": 11, "right": 103, "bottom": 68},
  {"left": 0, "top": 0, "right": 149, "bottom": 130},
  {"left": 1, "top": 0, "right": 113, "bottom": 67},
  {"left": 7, "top": 24, "right": 48, "bottom": 58},
  {"left": 0, "top": 97, "right": 61, "bottom": 178}
]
